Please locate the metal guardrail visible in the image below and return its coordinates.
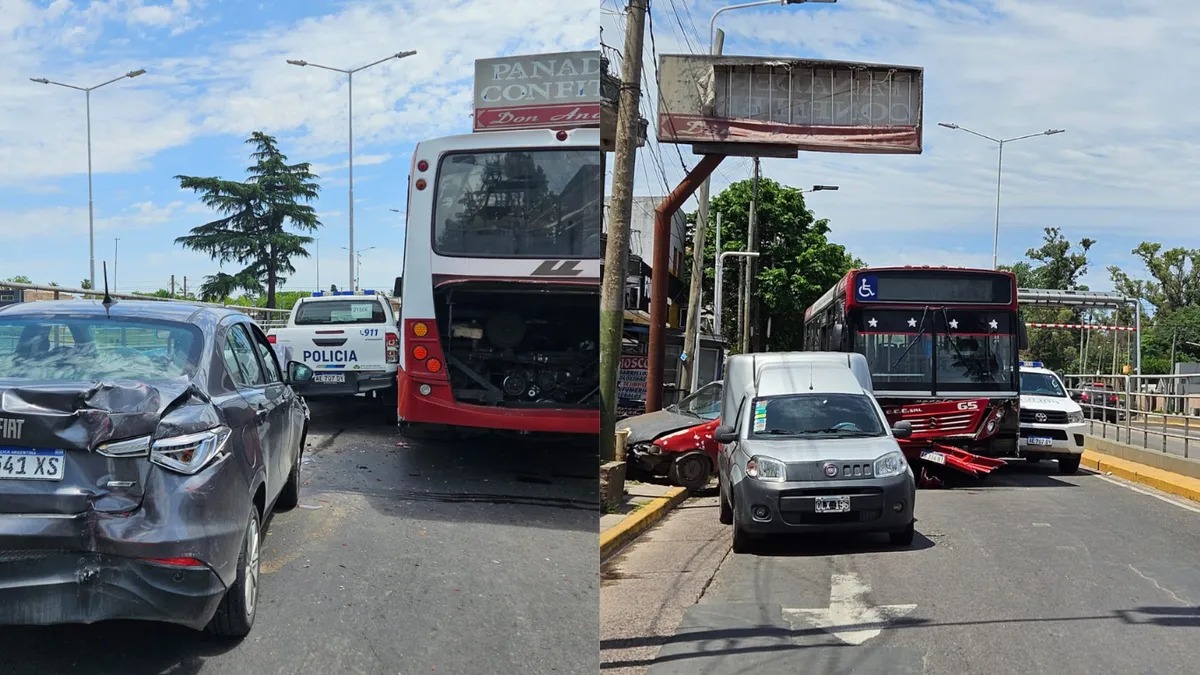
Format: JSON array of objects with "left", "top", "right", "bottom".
[
  {"left": 1063, "top": 373, "right": 1200, "bottom": 459},
  {"left": 0, "top": 281, "right": 290, "bottom": 330}
]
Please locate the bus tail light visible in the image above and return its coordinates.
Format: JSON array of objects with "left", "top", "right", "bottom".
[
  {"left": 385, "top": 332, "right": 399, "bottom": 364},
  {"left": 404, "top": 319, "right": 448, "bottom": 381}
]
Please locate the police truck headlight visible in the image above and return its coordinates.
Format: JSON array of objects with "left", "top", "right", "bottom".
[
  {"left": 873, "top": 451, "right": 907, "bottom": 478},
  {"left": 1068, "top": 411, "right": 1084, "bottom": 424},
  {"left": 746, "top": 455, "right": 786, "bottom": 482}
]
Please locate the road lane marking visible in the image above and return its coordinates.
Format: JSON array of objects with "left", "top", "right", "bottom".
[
  {"left": 1096, "top": 475, "right": 1200, "bottom": 514},
  {"left": 782, "top": 572, "right": 917, "bottom": 646}
]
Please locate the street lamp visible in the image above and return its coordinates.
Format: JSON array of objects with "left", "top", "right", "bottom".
[
  {"left": 709, "top": 0, "right": 837, "bottom": 51},
  {"left": 714, "top": 251, "right": 760, "bottom": 338},
  {"left": 938, "top": 122, "right": 1065, "bottom": 270},
  {"left": 341, "top": 246, "right": 376, "bottom": 290},
  {"left": 287, "top": 50, "right": 417, "bottom": 292},
  {"left": 30, "top": 68, "right": 147, "bottom": 290}
]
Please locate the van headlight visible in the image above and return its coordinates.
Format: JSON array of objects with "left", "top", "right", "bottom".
[
  {"left": 746, "top": 455, "right": 787, "bottom": 482},
  {"left": 1068, "top": 411, "right": 1084, "bottom": 424},
  {"left": 151, "top": 427, "right": 232, "bottom": 475},
  {"left": 873, "top": 451, "right": 907, "bottom": 478}
]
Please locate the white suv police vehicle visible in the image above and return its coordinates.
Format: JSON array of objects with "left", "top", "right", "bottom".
[{"left": 1018, "top": 361, "right": 1086, "bottom": 474}]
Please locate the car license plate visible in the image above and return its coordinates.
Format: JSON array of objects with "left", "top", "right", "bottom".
[
  {"left": 313, "top": 373, "right": 346, "bottom": 384},
  {"left": 1025, "top": 437, "right": 1055, "bottom": 446},
  {"left": 815, "top": 496, "right": 851, "bottom": 513},
  {"left": 0, "top": 448, "right": 66, "bottom": 481},
  {"left": 920, "top": 450, "right": 946, "bottom": 465}
]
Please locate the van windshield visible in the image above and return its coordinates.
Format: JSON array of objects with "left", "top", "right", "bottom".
[{"left": 751, "top": 393, "right": 886, "bottom": 438}]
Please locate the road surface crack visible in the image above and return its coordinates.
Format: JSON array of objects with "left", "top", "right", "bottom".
[{"left": 1129, "top": 564, "right": 1190, "bottom": 605}]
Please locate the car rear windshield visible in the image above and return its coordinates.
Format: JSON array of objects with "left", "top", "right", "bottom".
[
  {"left": 751, "top": 393, "right": 886, "bottom": 438},
  {"left": 0, "top": 316, "right": 204, "bottom": 382},
  {"left": 294, "top": 300, "right": 386, "bottom": 325}
]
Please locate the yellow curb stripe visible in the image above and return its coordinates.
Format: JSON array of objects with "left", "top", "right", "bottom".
[
  {"left": 600, "top": 487, "right": 689, "bottom": 563},
  {"left": 1082, "top": 449, "right": 1200, "bottom": 504}
]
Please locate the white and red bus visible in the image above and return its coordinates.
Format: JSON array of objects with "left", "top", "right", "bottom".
[
  {"left": 803, "top": 266, "right": 1027, "bottom": 481},
  {"left": 394, "top": 127, "right": 600, "bottom": 434}
]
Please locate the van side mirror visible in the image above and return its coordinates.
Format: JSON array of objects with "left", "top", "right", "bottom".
[
  {"left": 393, "top": 276, "right": 403, "bottom": 297},
  {"left": 891, "top": 420, "right": 913, "bottom": 440},
  {"left": 715, "top": 424, "right": 738, "bottom": 444}
]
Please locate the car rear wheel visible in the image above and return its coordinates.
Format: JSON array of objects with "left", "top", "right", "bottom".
[
  {"left": 1058, "top": 455, "right": 1081, "bottom": 475},
  {"left": 207, "top": 509, "right": 261, "bottom": 638},
  {"left": 669, "top": 453, "right": 712, "bottom": 493},
  {"left": 889, "top": 519, "right": 915, "bottom": 547}
]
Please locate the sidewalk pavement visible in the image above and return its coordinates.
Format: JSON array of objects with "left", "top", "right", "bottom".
[
  {"left": 600, "top": 494, "right": 731, "bottom": 675},
  {"left": 1082, "top": 449, "right": 1200, "bottom": 503},
  {"left": 601, "top": 481, "right": 689, "bottom": 562}
]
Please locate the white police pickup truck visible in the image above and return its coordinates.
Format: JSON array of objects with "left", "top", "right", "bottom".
[
  {"left": 1018, "top": 361, "right": 1087, "bottom": 474},
  {"left": 267, "top": 290, "right": 400, "bottom": 408}
]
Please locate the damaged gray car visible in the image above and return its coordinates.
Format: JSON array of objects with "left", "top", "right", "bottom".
[{"left": 0, "top": 299, "right": 314, "bottom": 638}]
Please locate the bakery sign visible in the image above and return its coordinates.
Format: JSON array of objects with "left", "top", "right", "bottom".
[{"left": 474, "top": 50, "right": 602, "bottom": 132}]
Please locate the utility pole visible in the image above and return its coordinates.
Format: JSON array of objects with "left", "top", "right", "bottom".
[
  {"left": 740, "top": 157, "right": 760, "bottom": 353},
  {"left": 170, "top": 274, "right": 176, "bottom": 297},
  {"left": 679, "top": 29, "right": 726, "bottom": 395},
  {"left": 182, "top": 276, "right": 188, "bottom": 298},
  {"left": 599, "top": 0, "right": 648, "bottom": 462}
]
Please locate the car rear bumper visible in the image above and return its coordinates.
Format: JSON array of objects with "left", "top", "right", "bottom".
[
  {"left": 733, "top": 472, "right": 915, "bottom": 536},
  {"left": 0, "top": 551, "right": 225, "bottom": 629},
  {"left": 293, "top": 370, "right": 396, "bottom": 397}
]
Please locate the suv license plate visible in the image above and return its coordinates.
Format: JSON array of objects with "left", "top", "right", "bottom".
[
  {"left": 313, "top": 373, "right": 346, "bottom": 384},
  {"left": 815, "top": 496, "right": 851, "bottom": 513},
  {"left": 1025, "top": 437, "right": 1055, "bottom": 446}
]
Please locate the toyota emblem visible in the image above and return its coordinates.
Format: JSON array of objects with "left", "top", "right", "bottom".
[
  {"left": 1035, "top": 412, "right": 1047, "bottom": 422},
  {"left": 823, "top": 462, "right": 838, "bottom": 478}
]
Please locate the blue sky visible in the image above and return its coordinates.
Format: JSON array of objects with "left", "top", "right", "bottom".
[
  {"left": 0, "top": 0, "right": 596, "bottom": 294},
  {"left": 600, "top": 0, "right": 1200, "bottom": 292}
]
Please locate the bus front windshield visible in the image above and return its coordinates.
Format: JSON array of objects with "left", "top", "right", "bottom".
[
  {"left": 853, "top": 309, "right": 1018, "bottom": 393},
  {"left": 432, "top": 148, "right": 601, "bottom": 259}
]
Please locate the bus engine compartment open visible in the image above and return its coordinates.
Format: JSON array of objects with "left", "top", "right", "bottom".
[{"left": 433, "top": 284, "right": 599, "bottom": 408}]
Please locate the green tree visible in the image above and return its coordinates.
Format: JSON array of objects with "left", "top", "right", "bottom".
[
  {"left": 175, "top": 131, "right": 321, "bottom": 309},
  {"left": 1109, "top": 242, "right": 1200, "bottom": 316},
  {"left": 688, "top": 178, "right": 862, "bottom": 352},
  {"left": 80, "top": 279, "right": 93, "bottom": 290},
  {"left": 4, "top": 276, "right": 32, "bottom": 284}
]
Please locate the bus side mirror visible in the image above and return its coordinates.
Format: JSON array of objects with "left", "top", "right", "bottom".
[{"left": 393, "top": 276, "right": 403, "bottom": 297}]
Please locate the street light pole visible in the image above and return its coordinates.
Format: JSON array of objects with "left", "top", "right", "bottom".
[
  {"left": 341, "top": 246, "right": 376, "bottom": 291},
  {"left": 30, "top": 68, "right": 147, "bottom": 290},
  {"left": 937, "top": 122, "right": 1064, "bottom": 269},
  {"left": 715, "top": 251, "right": 759, "bottom": 337},
  {"left": 113, "top": 237, "right": 120, "bottom": 292},
  {"left": 287, "top": 51, "right": 417, "bottom": 292}
]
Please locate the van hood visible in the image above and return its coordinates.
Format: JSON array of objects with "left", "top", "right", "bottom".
[{"left": 738, "top": 434, "right": 902, "bottom": 464}]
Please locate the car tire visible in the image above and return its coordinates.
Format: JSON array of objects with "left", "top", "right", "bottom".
[
  {"left": 719, "top": 487, "right": 733, "bottom": 525},
  {"left": 207, "top": 509, "right": 262, "bottom": 639},
  {"left": 731, "top": 512, "right": 754, "bottom": 554},
  {"left": 1058, "top": 455, "right": 1081, "bottom": 475},
  {"left": 889, "top": 519, "right": 915, "bottom": 547},
  {"left": 378, "top": 386, "right": 398, "bottom": 425},
  {"left": 669, "top": 453, "right": 711, "bottom": 493},
  {"left": 274, "top": 440, "right": 303, "bottom": 512}
]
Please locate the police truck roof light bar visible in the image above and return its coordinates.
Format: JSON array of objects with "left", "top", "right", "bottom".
[{"left": 1019, "top": 361, "right": 1044, "bottom": 368}]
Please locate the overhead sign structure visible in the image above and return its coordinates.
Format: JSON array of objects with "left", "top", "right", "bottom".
[
  {"left": 656, "top": 54, "right": 925, "bottom": 154},
  {"left": 474, "top": 50, "right": 602, "bottom": 132}
]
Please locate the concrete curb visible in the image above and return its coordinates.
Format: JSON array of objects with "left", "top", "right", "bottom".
[
  {"left": 600, "top": 486, "right": 689, "bottom": 563},
  {"left": 1082, "top": 449, "right": 1200, "bottom": 503}
]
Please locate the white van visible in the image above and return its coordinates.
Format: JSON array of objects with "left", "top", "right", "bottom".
[{"left": 715, "top": 351, "right": 917, "bottom": 553}]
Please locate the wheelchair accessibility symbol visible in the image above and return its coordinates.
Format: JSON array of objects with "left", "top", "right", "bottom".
[{"left": 856, "top": 275, "right": 878, "bottom": 300}]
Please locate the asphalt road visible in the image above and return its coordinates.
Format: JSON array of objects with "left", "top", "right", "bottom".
[
  {"left": 607, "top": 463, "right": 1200, "bottom": 675},
  {"left": 7, "top": 398, "right": 599, "bottom": 675}
]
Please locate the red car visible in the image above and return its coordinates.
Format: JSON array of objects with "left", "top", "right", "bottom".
[{"left": 617, "top": 381, "right": 722, "bottom": 492}]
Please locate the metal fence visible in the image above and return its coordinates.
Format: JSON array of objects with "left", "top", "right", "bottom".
[
  {"left": 1063, "top": 372, "right": 1200, "bottom": 459},
  {"left": 0, "top": 282, "right": 291, "bottom": 330}
]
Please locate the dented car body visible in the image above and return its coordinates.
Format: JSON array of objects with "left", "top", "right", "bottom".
[
  {"left": 0, "top": 300, "right": 312, "bottom": 637},
  {"left": 619, "top": 381, "right": 722, "bottom": 491}
]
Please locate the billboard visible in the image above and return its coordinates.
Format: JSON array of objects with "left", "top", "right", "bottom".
[
  {"left": 656, "top": 54, "right": 924, "bottom": 154},
  {"left": 474, "top": 50, "right": 602, "bottom": 132}
]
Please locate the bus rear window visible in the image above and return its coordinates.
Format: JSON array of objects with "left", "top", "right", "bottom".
[
  {"left": 431, "top": 148, "right": 601, "bottom": 259},
  {"left": 295, "top": 300, "right": 385, "bottom": 325}
]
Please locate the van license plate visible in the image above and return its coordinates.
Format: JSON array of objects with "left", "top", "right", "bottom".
[
  {"left": 815, "top": 496, "right": 851, "bottom": 513},
  {"left": 313, "top": 373, "right": 345, "bottom": 384},
  {"left": 1025, "top": 437, "right": 1055, "bottom": 446},
  {"left": 0, "top": 448, "right": 66, "bottom": 481},
  {"left": 920, "top": 450, "right": 946, "bottom": 465}
]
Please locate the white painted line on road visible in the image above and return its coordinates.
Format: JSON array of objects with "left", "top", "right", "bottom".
[
  {"left": 1096, "top": 475, "right": 1200, "bottom": 514},
  {"left": 782, "top": 572, "right": 916, "bottom": 646}
]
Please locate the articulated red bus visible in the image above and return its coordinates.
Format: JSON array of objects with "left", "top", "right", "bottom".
[{"left": 803, "top": 266, "right": 1026, "bottom": 480}]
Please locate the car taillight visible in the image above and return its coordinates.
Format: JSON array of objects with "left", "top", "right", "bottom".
[
  {"left": 144, "top": 556, "right": 207, "bottom": 568},
  {"left": 267, "top": 334, "right": 276, "bottom": 343},
  {"left": 405, "top": 319, "right": 448, "bottom": 379},
  {"left": 385, "top": 332, "right": 399, "bottom": 364}
]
